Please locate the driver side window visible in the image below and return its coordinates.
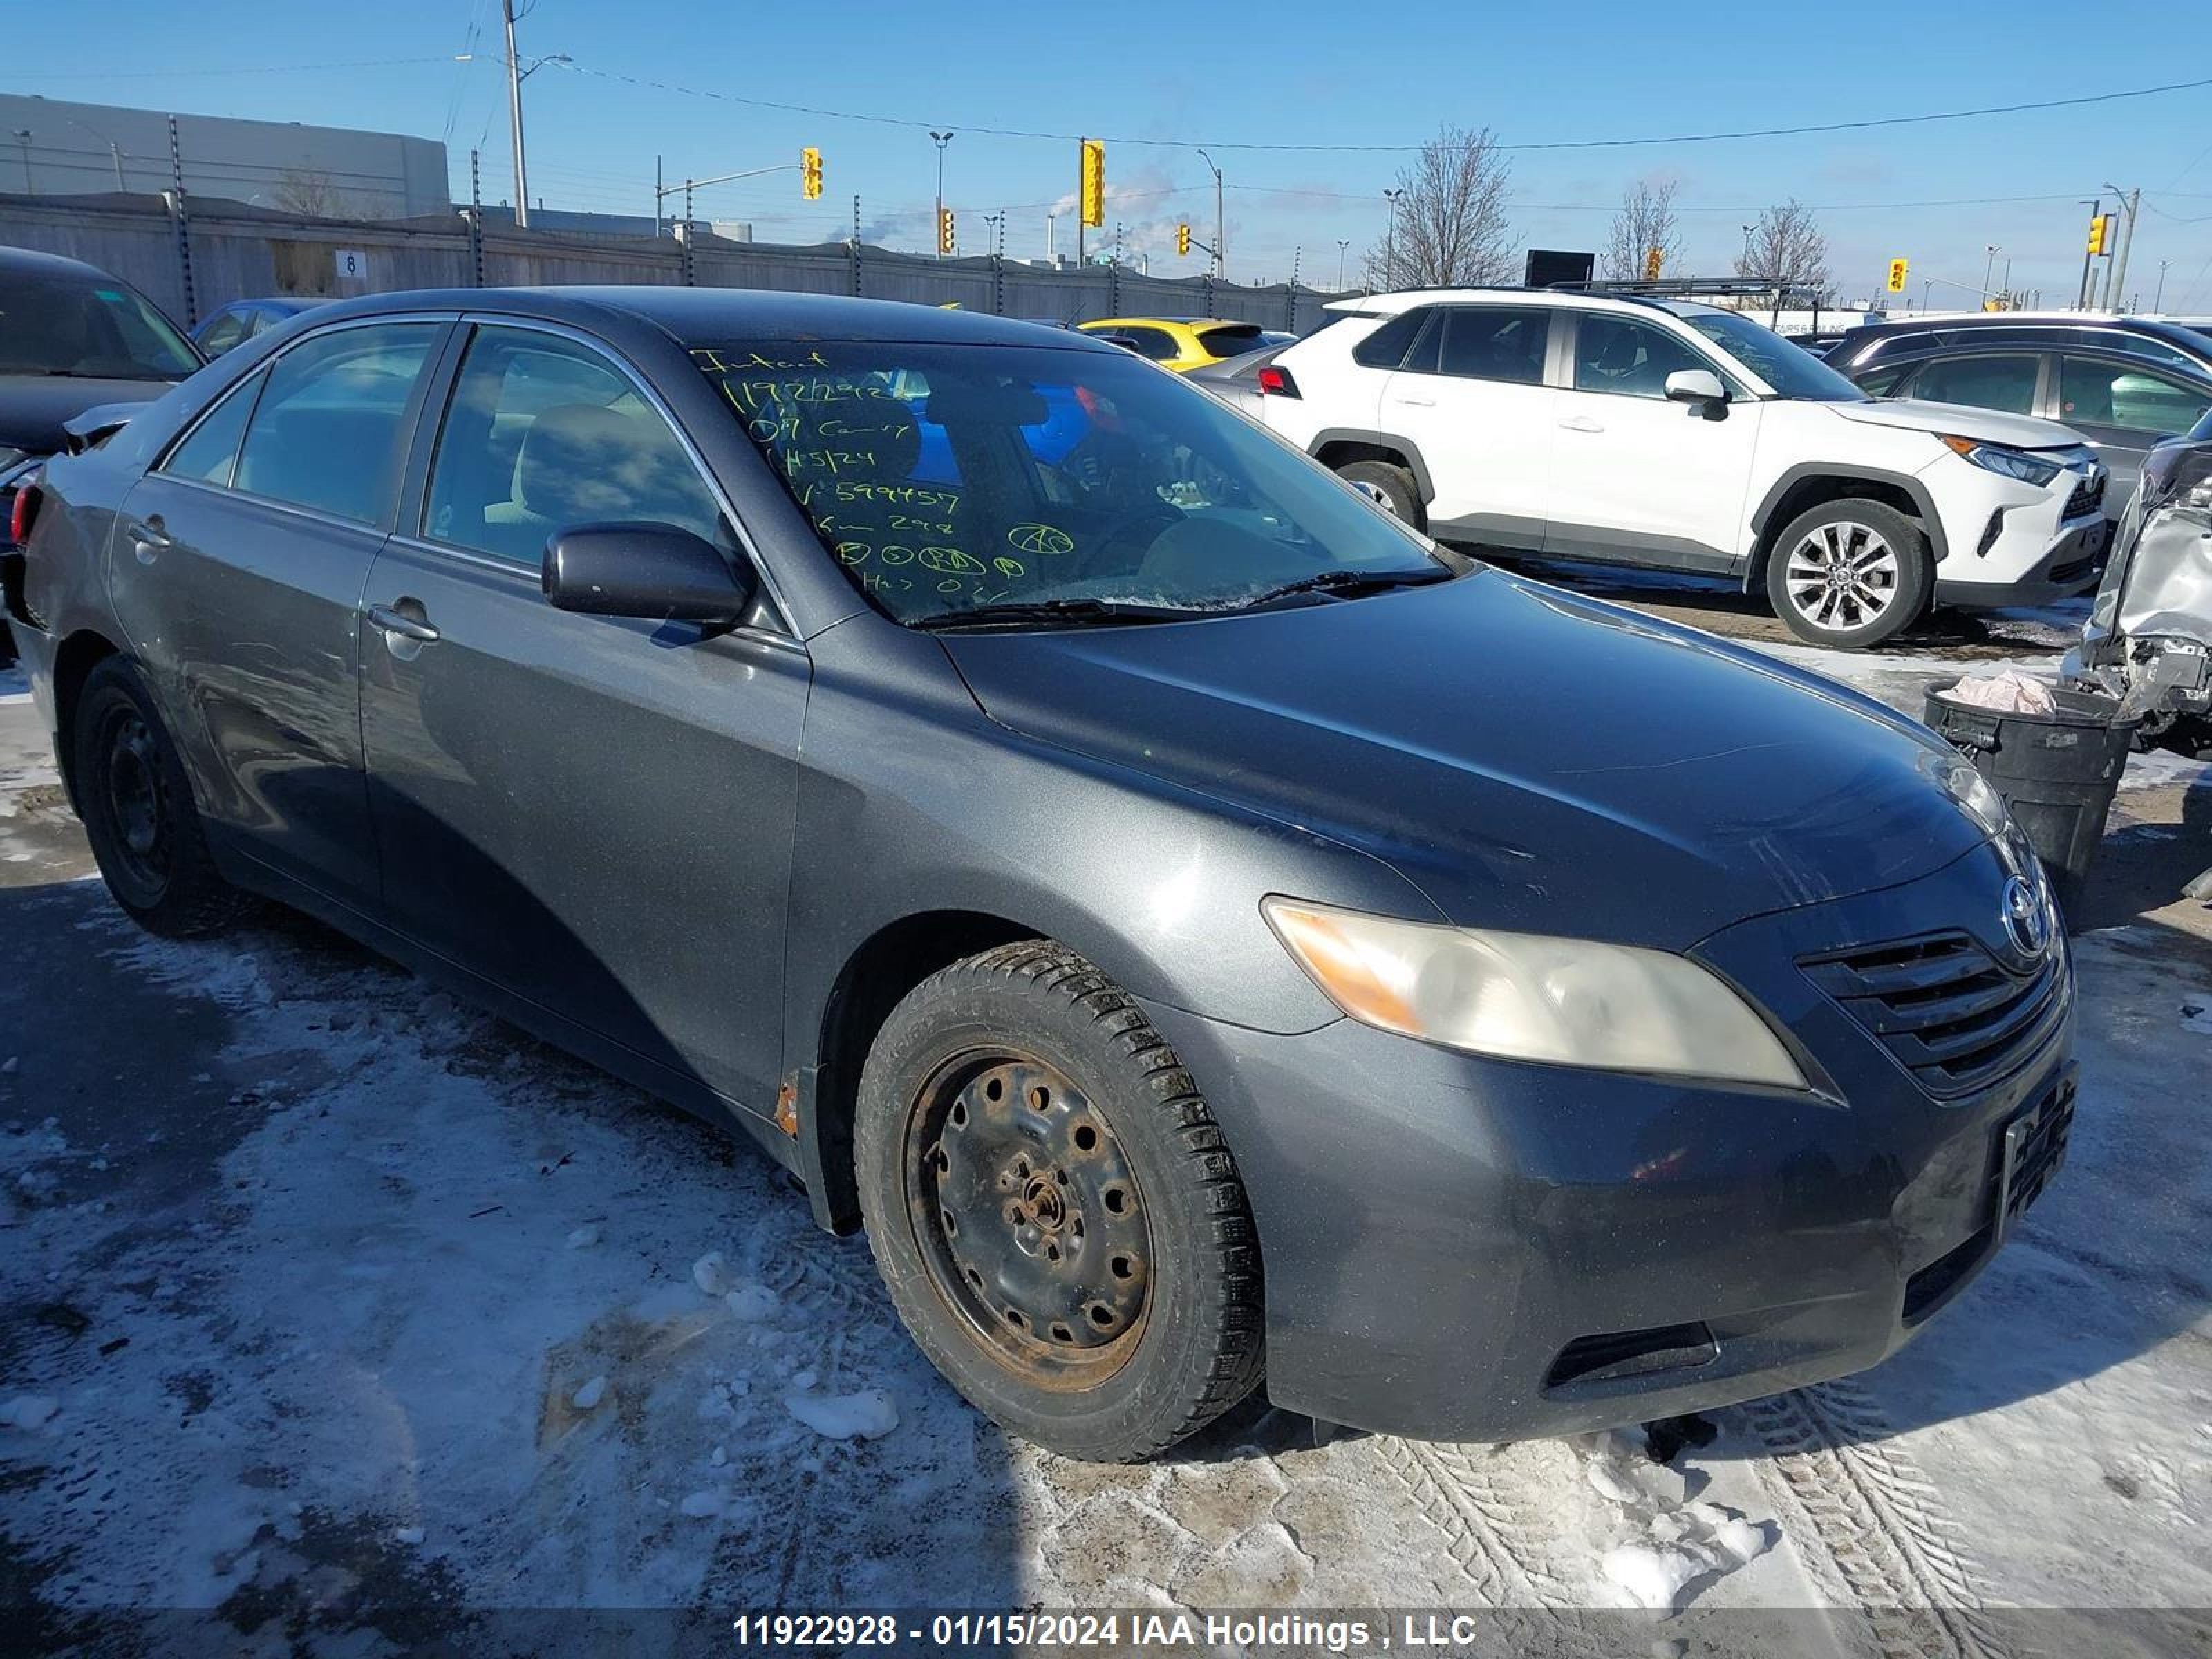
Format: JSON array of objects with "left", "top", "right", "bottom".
[{"left": 424, "top": 326, "right": 725, "bottom": 563}]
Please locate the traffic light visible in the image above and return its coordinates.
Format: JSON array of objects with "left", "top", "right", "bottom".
[
  {"left": 800, "top": 147, "right": 823, "bottom": 201},
  {"left": 1642, "top": 245, "right": 1664, "bottom": 281},
  {"left": 1080, "top": 138, "right": 1105, "bottom": 228},
  {"left": 1177, "top": 222, "right": 1191, "bottom": 258},
  {"left": 937, "top": 206, "right": 956, "bottom": 255},
  {"left": 1886, "top": 256, "right": 1909, "bottom": 294},
  {"left": 2087, "top": 214, "right": 2109, "bottom": 255}
]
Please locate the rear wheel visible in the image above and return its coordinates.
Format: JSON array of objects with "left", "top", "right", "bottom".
[
  {"left": 1765, "top": 497, "right": 1932, "bottom": 648},
  {"left": 856, "top": 942, "right": 1264, "bottom": 1462},
  {"left": 1334, "top": 459, "right": 1425, "bottom": 529},
  {"left": 72, "top": 657, "right": 248, "bottom": 937}
]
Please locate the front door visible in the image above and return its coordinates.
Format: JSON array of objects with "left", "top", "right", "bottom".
[
  {"left": 2050, "top": 352, "right": 2212, "bottom": 521},
  {"left": 1379, "top": 305, "right": 1557, "bottom": 548},
  {"left": 1544, "top": 312, "right": 1763, "bottom": 572},
  {"left": 357, "top": 321, "right": 807, "bottom": 1114},
  {"left": 106, "top": 318, "right": 447, "bottom": 901}
]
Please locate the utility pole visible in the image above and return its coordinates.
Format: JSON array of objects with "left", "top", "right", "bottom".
[
  {"left": 2077, "top": 196, "right": 2101, "bottom": 310},
  {"left": 1195, "top": 147, "right": 1224, "bottom": 280},
  {"left": 1382, "top": 187, "right": 1403, "bottom": 288},
  {"left": 930, "top": 130, "right": 953, "bottom": 259},
  {"left": 654, "top": 154, "right": 662, "bottom": 238},
  {"left": 502, "top": 0, "right": 530, "bottom": 228},
  {"left": 2103, "top": 182, "right": 2140, "bottom": 315}
]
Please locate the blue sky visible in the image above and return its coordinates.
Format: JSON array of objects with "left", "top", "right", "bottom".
[{"left": 10, "top": 0, "right": 2212, "bottom": 308}]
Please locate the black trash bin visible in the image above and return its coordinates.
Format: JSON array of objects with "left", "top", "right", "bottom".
[{"left": 1922, "top": 679, "right": 2140, "bottom": 921}]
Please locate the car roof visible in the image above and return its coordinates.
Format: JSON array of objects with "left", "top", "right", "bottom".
[
  {"left": 1321, "top": 286, "right": 1691, "bottom": 319},
  {"left": 304, "top": 286, "right": 1130, "bottom": 353},
  {"left": 0, "top": 244, "right": 129, "bottom": 283},
  {"left": 1846, "top": 312, "right": 2209, "bottom": 345}
]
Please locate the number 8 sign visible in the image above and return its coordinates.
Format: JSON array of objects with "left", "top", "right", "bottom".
[{"left": 334, "top": 248, "right": 367, "bottom": 281}]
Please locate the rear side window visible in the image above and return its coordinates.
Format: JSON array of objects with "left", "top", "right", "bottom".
[
  {"left": 1352, "top": 308, "right": 1433, "bottom": 368},
  {"left": 1433, "top": 308, "right": 1549, "bottom": 385},
  {"left": 2055, "top": 355, "right": 2212, "bottom": 437},
  {"left": 1907, "top": 353, "right": 2038, "bottom": 417},
  {"left": 424, "top": 324, "right": 724, "bottom": 563},
  {"left": 233, "top": 323, "right": 440, "bottom": 523},
  {"left": 1113, "top": 326, "right": 1181, "bottom": 362},
  {"left": 158, "top": 371, "right": 264, "bottom": 488}
]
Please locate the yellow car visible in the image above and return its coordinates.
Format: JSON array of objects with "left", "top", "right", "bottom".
[{"left": 1077, "top": 317, "right": 1291, "bottom": 373}]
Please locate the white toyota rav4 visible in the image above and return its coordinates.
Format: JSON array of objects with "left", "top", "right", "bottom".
[{"left": 1253, "top": 288, "right": 2110, "bottom": 646}]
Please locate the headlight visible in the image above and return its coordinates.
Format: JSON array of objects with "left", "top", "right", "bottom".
[
  {"left": 1919, "top": 747, "right": 2014, "bottom": 838},
  {"left": 1940, "top": 434, "right": 2063, "bottom": 487},
  {"left": 1262, "top": 898, "right": 1808, "bottom": 1089}
]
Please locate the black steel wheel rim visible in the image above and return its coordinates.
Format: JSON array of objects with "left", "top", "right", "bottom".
[
  {"left": 903, "top": 1049, "right": 1152, "bottom": 1389},
  {"left": 99, "top": 706, "right": 172, "bottom": 900}
]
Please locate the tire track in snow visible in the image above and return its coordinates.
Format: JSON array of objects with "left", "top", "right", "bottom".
[{"left": 1744, "top": 1380, "right": 2016, "bottom": 1659}]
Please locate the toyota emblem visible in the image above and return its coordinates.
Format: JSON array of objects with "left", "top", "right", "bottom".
[{"left": 2001, "top": 873, "right": 2050, "bottom": 958}]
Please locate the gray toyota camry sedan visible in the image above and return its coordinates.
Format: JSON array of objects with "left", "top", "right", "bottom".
[{"left": 6, "top": 289, "right": 2074, "bottom": 1461}]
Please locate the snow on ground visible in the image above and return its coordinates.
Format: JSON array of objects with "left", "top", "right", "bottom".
[{"left": 2, "top": 585, "right": 2209, "bottom": 1655}]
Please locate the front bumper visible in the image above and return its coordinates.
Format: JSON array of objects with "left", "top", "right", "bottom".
[
  {"left": 1936, "top": 508, "right": 2108, "bottom": 609},
  {"left": 1145, "top": 841, "right": 2075, "bottom": 1441}
]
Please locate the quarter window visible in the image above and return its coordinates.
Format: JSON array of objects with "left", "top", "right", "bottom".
[
  {"left": 1432, "top": 308, "right": 1549, "bottom": 385},
  {"left": 158, "top": 371, "right": 263, "bottom": 489},
  {"left": 1906, "top": 353, "right": 2039, "bottom": 417},
  {"left": 1573, "top": 315, "right": 1714, "bottom": 398},
  {"left": 1352, "top": 308, "right": 1434, "bottom": 369},
  {"left": 232, "top": 322, "right": 440, "bottom": 522},
  {"left": 1110, "top": 326, "right": 1181, "bottom": 362},
  {"left": 424, "top": 325, "right": 724, "bottom": 563},
  {"left": 196, "top": 310, "right": 252, "bottom": 356},
  {"left": 2055, "top": 355, "right": 2212, "bottom": 437}
]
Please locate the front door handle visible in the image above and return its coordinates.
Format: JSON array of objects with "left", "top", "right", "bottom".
[
  {"left": 1392, "top": 396, "right": 1437, "bottom": 408},
  {"left": 367, "top": 603, "right": 440, "bottom": 644},
  {"left": 1558, "top": 415, "right": 1605, "bottom": 433}
]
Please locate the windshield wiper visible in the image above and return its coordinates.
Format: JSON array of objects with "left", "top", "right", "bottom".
[
  {"left": 1237, "top": 565, "right": 1454, "bottom": 611},
  {"left": 907, "top": 597, "right": 1204, "bottom": 632}
]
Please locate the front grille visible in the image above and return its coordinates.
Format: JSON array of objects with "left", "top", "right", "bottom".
[
  {"left": 2048, "top": 554, "right": 2099, "bottom": 588},
  {"left": 2065, "top": 470, "right": 2105, "bottom": 518},
  {"left": 1801, "top": 930, "right": 2068, "bottom": 1098}
]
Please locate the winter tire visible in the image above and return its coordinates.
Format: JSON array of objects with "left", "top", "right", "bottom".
[
  {"left": 856, "top": 941, "right": 1265, "bottom": 1461},
  {"left": 73, "top": 657, "right": 249, "bottom": 937}
]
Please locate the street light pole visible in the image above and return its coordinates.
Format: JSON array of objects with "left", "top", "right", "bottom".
[
  {"left": 1983, "top": 244, "right": 2000, "bottom": 301},
  {"left": 1382, "top": 187, "right": 1403, "bottom": 287},
  {"left": 502, "top": 0, "right": 530, "bottom": 228},
  {"left": 2077, "top": 197, "right": 2101, "bottom": 310},
  {"left": 1336, "top": 238, "right": 1350, "bottom": 290},
  {"left": 2103, "top": 182, "right": 2140, "bottom": 315},
  {"left": 2154, "top": 259, "right": 2169, "bottom": 313},
  {"left": 930, "top": 131, "right": 953, "bottom": 259},
  {"left": 1195, "top": 147, "right": 1224, "bottom": 281}
]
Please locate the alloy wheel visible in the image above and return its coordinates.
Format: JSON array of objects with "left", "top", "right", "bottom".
[
  {"left": 1350, "top": 480, "right": 1401, "bottom": 518},
  {"left": 1783, "top": 520, "right": 1900, "bottom": 633},
  {"left": 903, "top": 1050, "right": 1151, "bottom": 1389}
]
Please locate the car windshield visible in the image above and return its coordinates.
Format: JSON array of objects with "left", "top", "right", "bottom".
[
  {"left": 699, "top": 340, "right": 1447, "bottom": 626},
  {"left": 1681, "top": 310, "right": 1869, "bottom": 402},
  {"left": 0, "top": 268, "right": 200, "bottom": 380}
]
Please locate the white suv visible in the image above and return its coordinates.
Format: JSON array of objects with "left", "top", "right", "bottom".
[{"left": 1255, "top": 290, "right": 2111, "bottom": 646}]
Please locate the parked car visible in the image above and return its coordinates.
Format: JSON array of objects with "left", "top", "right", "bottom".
[
  {"left": 1077, "top": 316, "right": 1284, "bottom": 373},
  {"left": 1184, "top": 343, "right": 1291, "bottom": 418},
  {"left": 191, "top": 296, "right": 323, "bottom": 357},
  {"left": 1829, "top": 313, "right": 2212, "bottom": 385},
  {"left": 1833, "top": 330, "right": 2212, "bottom": 522},
  {"left": 0, "top": 245, "right": 202, "bottom": 666},
  {"left": 11, "top": 288, "right": 2076, "bottom": 1461},
  {"left": 1253, "top": 288, "right": 2110, "bottom": 647},
  {"left": 2065, "top": 402, "right": 2212, "bottom": 757}
]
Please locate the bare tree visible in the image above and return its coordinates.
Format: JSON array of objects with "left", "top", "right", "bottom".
[
  {"left": 270, "top": 167, "right": 356, "bottom": 219},
  {"left": 1367, "top": 125, "right": 1515, "bottom": 290},
  {"left": 1734, "top": 199, "right": 1831, "bottom": 302},
  {"left": 1600, "top": 179, "right": 1683, "bottom": 283}
]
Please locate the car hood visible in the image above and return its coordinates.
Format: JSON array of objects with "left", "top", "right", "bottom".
[
  {"left": 1827, "top": 395, "right": 2085, "bottom": 451},
  {"left": 0, "top": 375, "right": 174, "bottom": 456},
  {"left": 941, "top": 570, "right": 1989, "bottom": 948}
]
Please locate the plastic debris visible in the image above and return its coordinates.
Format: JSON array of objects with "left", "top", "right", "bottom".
[{"left": 1942, "top": 670, "right": 2057, "bottom": 715}]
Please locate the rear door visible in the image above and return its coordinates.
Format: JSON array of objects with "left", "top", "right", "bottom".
[
  {"left": 1378, "top": 304, "right": 1555, "bottom": 547},
  {"left": 356, "top": 319, "right": 807, "bottom": 1115},
  {"left": 2049, "top": 352, "right": 2212, "bottom": 520},
  {"left": 107, "top": 317, "right": 448, "bottom": 901},
  {"left": 1544, "top": 311, "right": 1763, "bottom": 572}
]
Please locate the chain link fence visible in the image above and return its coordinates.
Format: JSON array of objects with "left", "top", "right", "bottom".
[{"left": 1, "top": 190, "right": 1339, "bottom": 335}]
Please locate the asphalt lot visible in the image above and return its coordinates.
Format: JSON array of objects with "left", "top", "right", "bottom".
[{"left": 3, "top": 571, "right": 2209, "bottom": 1656}]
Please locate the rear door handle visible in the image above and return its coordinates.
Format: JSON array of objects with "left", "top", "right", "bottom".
[
  {"left": 1558, "top": 416, "right": 1605, "bottom": 433},
  {"left": 366, "top": 603, "right": 440, "bottom": 644},
  {"left": 127, "top": 521, "right": 171, "bottom": 561},
  {"left": 1392, "top": 396, "right": 1436, "bottom": 408}
]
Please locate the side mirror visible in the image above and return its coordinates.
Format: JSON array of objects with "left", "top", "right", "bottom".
[
  {"left": 1664, "top": 368, "right": 1729, "bottom": 415},
  {"left": 543, "top": 523, "right": 757, "bottom": 626}
]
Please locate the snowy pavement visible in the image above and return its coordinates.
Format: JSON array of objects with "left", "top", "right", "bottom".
[{"left": 3, "top": 590, "right": 2210, "bottom": 1657}]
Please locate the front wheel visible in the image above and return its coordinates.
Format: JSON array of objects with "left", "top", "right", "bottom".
[
  {"left": 856, "top": 942, "right": 1264, "bottom": 1462},
  {"left": 1765, "top": 498, "right": 1932, "bottom": 648},
  {"left": 1334, "top": 459, "right": 1425, "bottom": 530}
]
